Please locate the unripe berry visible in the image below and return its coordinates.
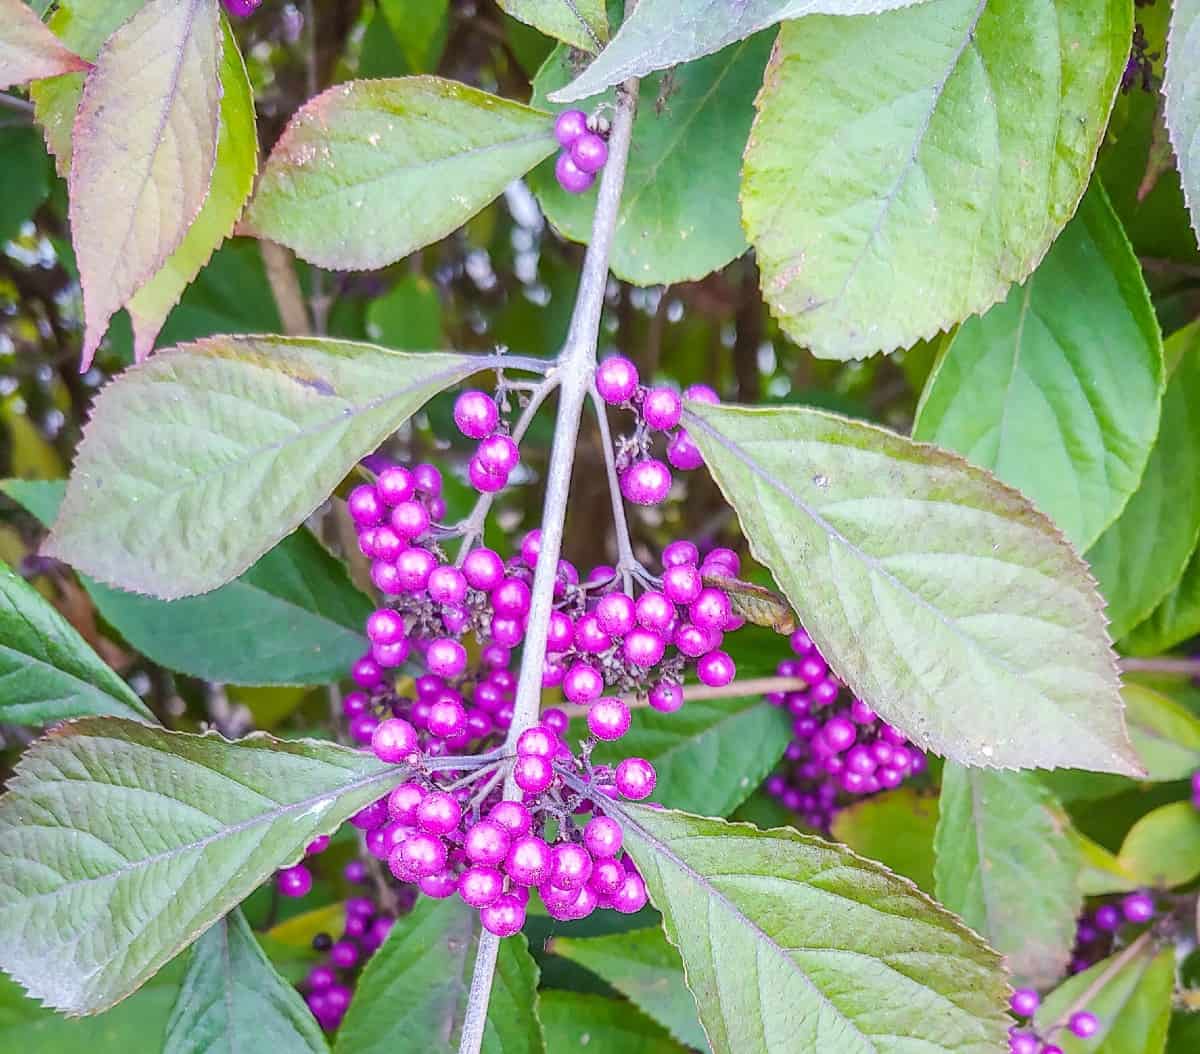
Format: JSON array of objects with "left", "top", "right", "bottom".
[
  {"left": 616, "top": 757, "right": 656, "bottom": 800},
  {"left": 453, "top": 390, "right": 500, "bottom": 439},
  {"left": 596, "top": 356, "right": 639, "bottom": 404},
  {"left": 620, "top": 458, "right": 672, "bottom": 505}
]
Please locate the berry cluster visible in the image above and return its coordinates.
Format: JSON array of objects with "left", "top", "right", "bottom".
[
  {"left": 1008, "top": 985, "right": 1099, "bottom": 1054},
  {"left": 596, "top": 357, "right": 713, "bottom": 506},
  {"left": 1068, "top": 889, "right": 1160, "bottom": 974},
  {"left": 221, "top": 0, "right": 262, "bottom": 16},
  {"left": 553, "top": 109, "right": 610, "bottom": 194},
  {"left": 762, "top": 628, "right": 926, "bottom": 830},
  {"left": 453, "top": 389, "right": 522, "bottom": 494}
]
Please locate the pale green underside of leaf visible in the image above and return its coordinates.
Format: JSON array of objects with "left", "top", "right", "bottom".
[
  {"left": 829, "top": 787, "right": 939, "bottom": 895},
  {"left": 163, "top": 910, "right": 329, "bottom": 1054},
  {"left": 69, "top": 0, "right": 224, "bottom": 367},
  {"left": 127, "top": 16, "right": 258, "bottom": 362},
  {"left": 334, "top": 895, "right": 544, "bottom": 1054},
  {"left": 32, "top": 0, "right": 147, "bottom": 171},
  {"left": 1121, "top": 682, "right": 1200, "bottom": 781},
  {"left": 685, "top": 399, "right": 1136, "bottom": 774},
  {"left": 0, "top": 560, "right": 153, "bottom": 725},
  {"left": 934, "top": 765, "right": 1080, "bottom": 988},
  {"left": 550, "top": 0, "right": 926, "bottom": 102},
  {"left": 571, "top": 695, "right": 792, "bottom": 817},
  {"left": 242, "top": 76, "right": 557, "bottom": 271},
  {"left": 538, "top": 991, "right": 688, "bottom": 1054},
  {"left": 550, "top": 928, "right": 709, "bottom": 1051},
  {"left": 742, "top": 0, "right": 1130, "bottom": 359},
  {"left": 8, "top": 477, "right": 372, "bottom": 686},
  {"left": 1117, "top": 801, "right": 1200, "bottom": 889},
  {"left": 0, "top": 0, "right": 90, "bottom": 90},
  {"left": 913, "top": 183, "right": 1163, "bottom": 552},
  {"left": 44, "top": 337, "right": 480, "bottom": 599},
  {"left": 0, "top": 718, "right": 408, "bottom": 1015},
  {"left": 1087, "top": 341, "right": 1200, "bottom": 640},
  {"left": 531, "top": 32, "right": 771, "bottom": 285},
  {"left": 617, "top": 805, "right": 1010, "bottom": 1054},
  {"left": 1165, "top": 0, "right": 1200, "bottom": 241},
  {"left": 1034, "top": 944, "right": 1175, "bottom": 1054},
  {"left": 497, "top": 0, "right": 608, "bottom": 53}
]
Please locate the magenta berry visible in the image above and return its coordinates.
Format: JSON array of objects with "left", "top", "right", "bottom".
[
  {"left": 623, "top": 628, "right": 666, "bottom": 669},
  {"left": 366, "top": 608, "right": 405, "bottom": 645},
  {"left": 596, "top": 592, "right": 636, "bottom": 636},
  {"left": 696, "top": 650, "right": 735, "bottom": 688},
  {"left": 612, "top": 873, "right": 648, "bottom": 914},
  {"left": 583, "top": 816, "right": 623, "bottom": 858},
  {"left": 464, "top": 820, "right": 510, "bottom": 865},
  {"left": 371, "top": 718, "right": 418, "bottom": 763},
  {"left": 616, "top": 757, "right": 657, "bottom": 800},
  {"left": 514, "top": 754, "right": 554, "bottom": 794},
  {"left": 476, "top": 433, "right": 519, "bottom": 475},
  {"left": 221, "top": 0, "right": 263, "bottom": 15},
  {"left": 387, "top": 782, "right": 425, "bottom": 823},
  {"left": 1121, "top": 890, "right": 1155, "bottom": 923},
  {"left": 1068, "top": 1012, "right": 1099, "bottom": 1038},
  {"left": 416, "top": 791, "right": 462, "bottom": 835},
  {"left": 649, "top": 680, "right": 684, "bottom": 713},
  {"left": 347, "top": 484, "right": 383, "bottom": 526},
  {"left": 426, "top": 638, "right": 467, "bottom": 678},
  {"left": 463, "top": 547, "right": 505, "bottom": 590},
  {"left": 459, "top": 865, "right": 504, "bottom": 908},
  {"left": 390, "top": 499, "right": 430, "bottom": 539},
  {"left": 517, "top": 725, "right": 558, "bottom": 759},
  {"left": 555, "top": 152, "right": 594, "bottom": 194},
  {"left": 554, "top": 109, "right": 588, "bottom": 147},
  {"left": 506, "top": 835, "right": 552, "bottom": 885},
  {"left": 1008, "top": 1032, "right": 1039, "bottom": 1054},
  {"left": 480, "top": 893, "right": 526, "bottom": 937},
  {"left": 588, "top": 697, "right": 631, "bottom": 741},
  {"left": 570, "top": 132, "right": 609, "bottom": 174},
  {"left": 1009, "top": 989, "right": 1039, "bottom": 1017},
  {"left": 596, "top": 356, "right": 639, "bottom": 404},
  {"left": 563, "top": 662, "right": 604, "bottom": 703},
  {"left": 490, "top": 800, "right": 533, "bottom": 837},
  {"left": 549, "top": 842, "right": 593, "bottom": 891},
  {"left": 371, "top": 634, "right": 408, "bottom": 668},
  {"left": 662, "top": 540, "right": 699, "bottom": 567},
  {"left": 642, "top": 386, "right": 682, "bottom": 430},
  {"left": 276, "top": 864, "right": 312, "bottom": 898},
  {"left": 453, "top": 390, "right": 500, "bottom": 439},
  {"left": 620, "top": 458, "right": 672, "bottom": 505},
  {"left": 667, "top": 430, "right": 703, "bottom": 470}
]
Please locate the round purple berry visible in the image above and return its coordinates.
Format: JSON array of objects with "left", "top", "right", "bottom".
[
  {"left": 662, "top": 564, "right": 702, "bottom": 604},
  {"left": 596, "top": 592, "right": 637, "bottom": 636},
  {"left": 366, "top": 608, "right": 405, "bottom": 646},
  {"left": 427, "top": 564, "right": 468, "bottom": 605},
  {"left": 696, "top": 650, "right": 735, "bottom": 688},
  {"left": 662, "top": 540, "right": 699, "bottom": 567},
  {"left": 612, "top": 872, "right": 648, "bottom": 914},
  {"left": 583, "top": 816, "right": 623, "bottom": 858},
  {"left": 554, "top": 108, "right": 589, "bottom": 147},
  {"left": 543, "top": 707, "right": 569, "bottom": 736},
  {"left": 480, "top": 893, "right": 526, "bottom": 937},
  {"left": 490, "top": 800, "right": 532, "bottom": 838},
  {"left": 371, "top": 718, "right": 418, "bottom": 763},
  {"left": 416, "top": 790, "right": 462, "bottom": 835},
  {"left": 517, "top": 725, "right": 559, "bottom": 759},
  {"left": 588, "top": 697, "right": 631, "bottom": 741},
  {"left": 596, "top": 356, "right": 639, "bottom": 404},
  {"left": 492, "top": 577, "right": 532, "bottom": 619},
  {"left": 623, "top": 628, "right": 666, "bottom": 669},
  {"left": 556, "top": 152, "right": 594, "bottom": 194},
  {"left": 616, "top": 757, "right": 656, "bottom": 800},
  {"left": 348, "top": 484, "right": 384, "bottom": 527},
  {"left": 549, "top": 842, "right": 594, "bottom": 891},
  {"left": 506, "top": 835, "right": 552, "bottom": 885},
  {"left": 514, "top": 754, "right": 555, "bottom": 794},
  {"left": 621, "top": 458, "right": 672, "bottom": 506},
  {"left": 459, "top": 865, "right": 504, "bottom": 908},
  {"left": 563, "top": 662, "right": 604, "bottom": 704},
  {"left": 463, "top": 547, "right": 505, "bottom": 590},
  {"left": 648, "top": 680, "right": 684, "bottom": 713},
  {"left": 1068, "top": 1012, "right": 1099, "bottom": 1039},
  {"left": 1121, "top": 890, "right": 1155, "bottom": 923},
  {"left": 643, "top": 387, "right": 682, "bottom": 430},
  {"left": 464, "top": 820, "right": 510, "bottom": 866},
  {"left": 1009, "top": 989, "right": 1039, "bottom": 1018},
  {"left": 276, "top": 864, "right": 312, "bottom": 898},
  {"left": 454, "top": 390, "right": 500, "bottom": 439},
  {"left": 469, "top": 456, "right": 507, "bottom": 493},
  {"left": 390, "top": 499, "right": 430, "bottom": 539},
  {"left": 1094, "top": 904, "right": 1122, "bottom": 931},
  {"left": 387, "top": 782, "right": 425, "bottom": 823},
  {"left": 426, "top": 638, "right": 467, "bottom": 678},
  {"left": 667, "top": 430, "right": 703, "bottom": 471},
  {"left": 477, "top": 433, "right": 520, "bottom": 475},
  {"left": 570, "top": 132, "right": 609, "bottom": 174},
  {"left": 1008, "top": 1032, "right": 1039, "bottom": 1054}
]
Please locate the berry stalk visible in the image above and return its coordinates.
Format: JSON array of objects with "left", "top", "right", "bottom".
[{"left": 456, "top": 73, "right": 643, "bottom": 1054}]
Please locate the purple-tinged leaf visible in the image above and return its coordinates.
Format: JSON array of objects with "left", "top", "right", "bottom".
[
  {"left": 69, "top": 0, "right": 223, "bottom": 370},
  {"left": 0, "top": 0, "right": 90, "bottom": 90}
]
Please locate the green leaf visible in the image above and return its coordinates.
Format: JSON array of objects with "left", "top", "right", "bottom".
[
  {"left": 163, "top": 910, "right": 329, "bottom": 1054},
  {"left": 1121, "top": 683, "right": 1200, "bottom": 782},
  {"left": 243, "top": 77, "right": 557, "bottom": 271},
  {"left": 31, "top": 0, "right": 146, "bottom": 169},
  {"left": 912, "top": 184, "right": 1163, "bottom": 551},
  {"left": 550, "top": 928, "right": 708, "bottom": 1051},
  {"left": 68, "top": 0, "right": 224, "bottom": 367},
  {"left": 1034, "top": 942, "right": 1175, "bottom": 1054},
  {"left": 616, "top": 804, "right": 1010, "bottom": 1054},
  {"left": 538, "top": 992, "right": 687, "bottom": 1053},
  {"left": 830, "top": 786, "right": 938, "bottom": 895},
  {"left": 1117, "top": 801, "right": 1200, "bottom": 888},
  {"left": 741, "top": 0, "right": 1130, "bottom": 359},
  {"left": 365, "top": 274, "right": 443, "bottom": 350},
  {"left": 43, "top": 337, "right": 479, "bottom": 599},
  {"left": 1075, "top": 830, "right": 1141, "bottom": 897},
  {"left": 497, "top": 0, "right": 608, "bottom": 53},
  {"left": 7, "top": 479, "right": 372, "bottom": 686},
  {"left": 0, "top": 126, "right": 51, "bottom": 255},
  {"left": 1166, "top": 0, "right": 1200, "bottom": 241},
  {"left": 572, "top": 696, "right": 792, "bottom": 817},
  {"left": 550, "top": 0, "right": 924, "bottom": 101},
  {"left": 684, "top": 399, "right": 1137, "bottom": 774},
  {"left": 0, "top": 560, "right": 152, "bottom": 725},
  {"left": 1168, "top": 1012, "right": 1200, "bottom": 1054},
  {"left": 0, "top": 0, "right": 89, "bottom": 90},
  {"left": 1087, "top": 340, "right": 1200, "bottom": 640},
  {"left": 531, "top": 32, "right": 772, "bottom": 285},
  {"left": 127, "top": 16, "right": 258, "bottom": 361},
  {"left": 334, "top": 895, "right": 544, "bottom": 1053},
  {"left": 0, "top": 717, "right": 409, "bottom": 1014},
  {"left": 934, "top": 766, "right": 1080, "bottom": 987},
  {"left": 378, "top": 0, "right": 450, "bottom": 72}
]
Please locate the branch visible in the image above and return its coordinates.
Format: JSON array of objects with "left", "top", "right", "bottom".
[
  {"left": 259, "top": 241, "right": 312, "bottom": 336},
  {"left": 1118, "top": 656, "right": 1200, "bottom": 676},
  {"left": 456, "top": 73, "right": 643, "bottom": 1054},
  {"left": 560, "top": 674, "right": 810, "bottom": 717},
  {"left": 588, "top": 384, "right": 643, "bottom": 591}
]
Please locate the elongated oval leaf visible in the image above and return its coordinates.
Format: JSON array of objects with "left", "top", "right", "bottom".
[
  {"left": 497, "top": 0, "right": 608, "bottom": 53},
  {"left": 1087, "top": 339, "right": 1200, "bottom": 640},
  {"left": 164, "top": 910, "right": 329, "bottom": 1054},
  {"left": 1166, "top": 0, "right": 1200, "bottom": 241},
  {"left": 334, "top": 895, "right": 544, "bottom": 1054},
  {"left": 741, "top": 0, "right": 1130, "bottom": 358},
  {"left": 1117, "top": 802, "right": 1200, "bottom": 888},
  {"left": 69, "top": 0, "right": 223, "bottom": 368},
  {"left": 684, "top": 399, "right": 1137, "bottom": 774},
  {"left": 539, "top": 991, "right": 688, "bottom": 1054},
  {"left": 242, "top": 77, "right": 557, "bottom": 271},
  {"left": 550, "top": 928, "right": 709, "bottom": 1051},
  {"left": 550, "top": 0, "right": 924, "bottom": 102},
  {"left": 913, "top": 184, "right": 1163, "bottom": 551},
  {"left": 614, "top": 804, "right": 1010, "bottom": 1054},
  {"left": 0, "top": 717, "right": 409, "bottom": 1014},
  {"left": 0, "top": 560, "right": 152, "bottom": 725},
  {"left": 127, "top": 16, "right": 258, "bottom": 362},
  {"left": 572, "top": 695, "right": 792, "bottom": 817},
  {"left": 0, "top": 0, "right": 89, "bottom": 89},
  {"left": 43, "top": 337, "right": 480, "bottom": 599},
  {"left": 531, "top": 32, "right": 772, "bottom": 285},
  {"left": 8, "top": 480, "right": 372, "bottom": 686},
  {"left": 1034, "top": 942, "right": 1175, "bottom": 1054},
  {"left": 1121, "top": 683, "right": 1200, "bottom": 782},
  {"left": 934, "top": 765, "right": 1080, "bottom": 987}
]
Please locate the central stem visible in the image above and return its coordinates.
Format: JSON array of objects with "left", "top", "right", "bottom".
[{"left": 456, "top": 76, "right": 641, "bottom": 1053}]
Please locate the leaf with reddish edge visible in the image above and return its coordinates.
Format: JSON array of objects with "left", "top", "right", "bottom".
[
  {"left": 0, "top": 0, "right": 90, "bottom": 90},
  {"left": 683, "top": 399, "right": 1138, "bottom": 774},
  {"left": 126, "top": 14, "right": 257, "bottom": 362},
  {"left": 241, "top": 77, "right": 557, "bottom": 271},
  {"left": 69, "top": 0, "right": 223, "bottom": 370}
]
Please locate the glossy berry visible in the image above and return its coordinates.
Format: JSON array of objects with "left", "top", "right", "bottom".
[
  {"left": 554, "top": 109, "right": 589, "bottom": 147},
  {"left": 426, "top": 638, "right": 467, "bottom": 678},
  {"left": 393, "top": 831, "right": 448, "bottom": 879},
  {"left": 549, "top": 842, "right": 593, "bottom": 891},
  {"left": 453, "top": 390, "right": 500, "bottom": 438},
  {"left": 596, "top": 592, "right": 636, "bottom": 636},
  {"left": 330, "top": 940, "right": 359, "bottom": 969},
  {"left": 480, "top": 894, "right": 526, "bottom": 937},
  {"left": 1094, "top": 904, "right": 1122, "bottom": 931},
  {"left": 463, "top": 547, "right": 505, "bottom": 590},
  {"left": 643, "top": 386, "right": 682, "bottom": 430},
  {"left": 416, "top": 791, "right": 462, "bottom": 835},
  {"left": 1009, "top": 989, "right": 1039, "bottom": 1017},
  {"left": 517, "top": 725, "right": 558, "bottom": 759},
  {"left": 620, "top": 458, "right": 672, "bottom": 505},
  {"left": 277, "top": 864, "right": 312, "bottom": 898},
  {"left": 371, "top": 718, "right": 418, "bottom": 763},
  {"left": 366, "top": 608, "right": 405, "bottom": 645},
  {"left": 391, "top": 499, "right": 431, "bottom": 538},
  {"left": 348, "top": 484, "right": 383, "bottom": 526},
  {"left": 667, "top": 430, "right": 704, "bottom": 471},
  {"left": 616, "top": 757, "right": 656, "bottom": 800},
  {"left": 459, "top": 866, "right": 504, "bottom": 908},
  {"left": 1008, "top": 1032, "right": 1039, "bottom": 1054},
  {"left": 387, "top": 781, "right": 425, "bottom": 823},
  {"left": 612, "top": 872, "right": 648, "bottom": 914},
  {"left": 376, "top": 465, "right": 415, "bottom": 505},
  {"left": 696, "top": 650, "right": 735, "bottom": 688},
  {"left": 469, "top": 456, "right": 507, "bottom": 493},
  {"left": 1121, "top": 890, "right": 1155, "bottom": 923},
  {"left": 1068, "top": 1012, "right": 1099, "bottom": 1039},
  {"left": 477, "top": 433, "right": 520, "bottom": 475},
  {"left": 596, "top": 356, "right": 639, "bottom": 404},
  {"left": 464, "top": 820, "right": 510, "bottom": 865},
  {"left": 506, "top": 835, "right": 552, "bottom": 885},
  {"left": 514, "top": 754, "right": 554, "bottom": 793},
  {"left": 588, "top": 697, "right": 631, "bottom": 741},
  {"left": 556, "top": 152, "right": 594, "bottom": 194},
  {"left": 564, "top": 662, "right": 604, "bottom": 703},
  {"left": 662, "top": 539, "right": 699, "bottom": 567},
  {"left": 648, "top": 680, "right": 684, "bottom": 713},
  {"left": 222, "top": 0, "right": 263, "bottom": 14},
  {"left": 490, "top": 800, "right": 533, "bottom": 837},
  {"left": 571, "top": 132, "right": 609, "bottom": 174},
  {"left": 583, "top": 816, "right": 623, "bottom": 858}
]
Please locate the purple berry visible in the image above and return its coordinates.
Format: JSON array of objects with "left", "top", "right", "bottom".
[
  {"left": 480, "top": 893, "right": 526, "bottom": 937},
  {"left": 464, "top": 820, "right": 510, "bottom": 865},
  {"left": 696, "top": 650, "right": 735, "bottom": 688},
  {"left": 556, "top": 152, "right": 595, "bottom": 194},
  {"left": 1068, "top": 1012, "right": 1099, "bottom": 1038},
  {"left": 390, "top": 500, "right": 430, "bottom": 539},
  {"left": 463, "top": 547, "right": 505, "bottom": 590},
  {"left": 642, "top": 387, "right": 682, "bottom": 430},
  {"left": 564, "top": 662, "right": 604, "bottom": 704},
  {"left": 348, "top": 484, "right": 384, "bottom": 527},
  {"left": 588, "top": 697, "right": 631, "bottom": 741},
  {"left": 1008, "top": 1032, "right": 1039, "bottom": 1054},
  {"left": 387, "top": 782, "right": 425, "bottom": 823},
  {"left": 412, "top": 463, "right": 442, "bottom": 495},
  {"left": 514, "top": 754, "right": 554, "bottom": 794},
  {"left": 635, "top": 590, "right": 674, "bottom": 633},
  {"left": 554, "top": 109, "right": 588, "bottom": 147},
  {"left": 426, "top": 638, "right": 467, "bottom": 678},
  {"left": 1121, "top": 890, "right": 1155, "bottom": 923},
  {"left": 517, "top": 725, "right": 559, "bottom": 759},
  {"left": 621, "top": 459, "right": 672, "bottom": 506},
  {"left": 330, "top": 939, "right": 359, "bottom": 969},
  {"left": 543, "top": 707, "right": 569, "bottom": 736},
  {"left": 574, "top": 613, "right": 612, "bottom": 653},
  {"left": 490, "top": 800, "right": 533, "bottom": 837},
  {"left": 648, "top": 681, "right": 684, "bottom": 713},
  {"left": 420, "top": 869, "right": 459, "bottom": 899},
  {"left": 690, "top": 588, "right": 731, "bottom": 631},
  {"left": 589, "top": 857, "right": 626, "bottom": 896},
  {"left": 583, "top": 816, "right": 623, "bottom": 858},
  {"left": 662, "top": 540, "right": 699, "bottom": 567},
  {"left": 459, "top": 865, "right": 504, "bottom": 908},
  {"left": 492, "top": 578, "right": 532, "bottom": 619},
  {"left": 276, "top": 864, "right": 312, "bottom": 898},
  {"left": 352, "top": 655, "right": 385, "bottom": 688},
  {"left": 549, "top": 843, "right": 593, "bottom": 891},
  {"left": 596, "top": 592, "right": 637, "bottom": 636},
  {"left": 477, "top": 433, "right": 520, "bottom": 475},
  {"left": 683, "top": 384, "right": 719, "bottom": 405},
  {"left": 416, "top": 791, "right": 462, "bottom": 835},
  {"left": 372, "top": 718, "right": 419, "bottom": 763},
  {"left": 376, "top": 465, "right": 415, "bottom": 507},
  {"left": 1094, "top": 904, "right": 1122, "bottom": 931},
  {"left": 222, "top": 0, "right": 262, "bottom": 16},
  {"left": 822, "top": 716, "right": 857, "bottom": 753},
  {"left": 623, "top": 628, "right": 666, "bottom": 669},
  {"left": 427, "top": 564, "right": 468, "bottom": 605},
  {"left": 662, "top": 564, "right": 702, "bottom": 604},
  {"left": 596, "top": 356, "right": 639, "bottom": 404},
  {"left": 454, "top": 390, "right": 500, "bottom": 439},
  {"left": 1009, "top": 989, "right": 1039, "bottom": 1017},
  {"left": 616, "top": 757, "right": 656, "bottom": 800},
  {"left": 427, "top": 695, "right": 467, "bottom": 738},
  {"left": 469, "top": 456, "right": 507, "bottom": 493},
  {"left": 571, "top": 132, "right": 609, "bottom": 174},
  {"left": 667, "top": 430, "right": 703, "bottom": 471},
  {"left": 351, "top": 798, "right": 389, "bottom": 830},
  {"left": 366, "top": 608, "right": 405, "bottom": 646},
  {"left": 506, "top": 835, "right": 552, "bottom": 885},
  {"left": 612, "top": 872, "right": 648, "bottom": 914},
  {"left": 393, "top": 831, "right": 447, "bottom": 879}
]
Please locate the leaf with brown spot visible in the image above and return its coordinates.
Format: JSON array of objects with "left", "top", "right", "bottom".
[{"left": 701, "top": 571, "right": 797, "bottom": 634}]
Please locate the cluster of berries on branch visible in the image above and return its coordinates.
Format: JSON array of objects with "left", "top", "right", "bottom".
[
  {"left": 553, "top": 109, "right": 610, "bottom": 194},
  {"left": 1007, "top": 985, "right": 1098, "bottom": 1054},
  {"left": 1068, "top": 889, "right": 1163, "bottom": 974}
]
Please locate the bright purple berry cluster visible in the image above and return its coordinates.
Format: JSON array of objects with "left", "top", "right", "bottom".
[
  {"left": 1068, "top": 889, "right": 1160, "bottom": 974},
  {"left": 1008, "top": 982, "right": 1098, "bottom": 1053},
  {"left": 220, "top": 0, "right": 262, "bottom": 16},
  {"left": 453, "top": 389, "right": 523, "bottom": 494},
  {"left": 553, "top": 109, "right": 610, "bottom": 194},
  {"left": 762, "top": 628, "right": 926, "bottom": 830}
]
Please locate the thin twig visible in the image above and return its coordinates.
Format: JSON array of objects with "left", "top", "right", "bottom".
[
  {"left": 456, "top": 72, "right": 642, "bottom": 1054},
  {"left": 1044, "top": 932, "right": 1153, "bottom": 1037},
  {"left": 588, "top": 384, "right": 648, "bottom": 592},
  {"left": 260, "top": 241, "right": 312, "bottom": 336},
  {"left": 1119, "top": 656, "right": 1200, "bottom": 676},
  {"left": 0, "top": 93, "right": 34, "bottom": 116},
  {"left": 560, "top": 674, "right": 809, "bottom": 718}
]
